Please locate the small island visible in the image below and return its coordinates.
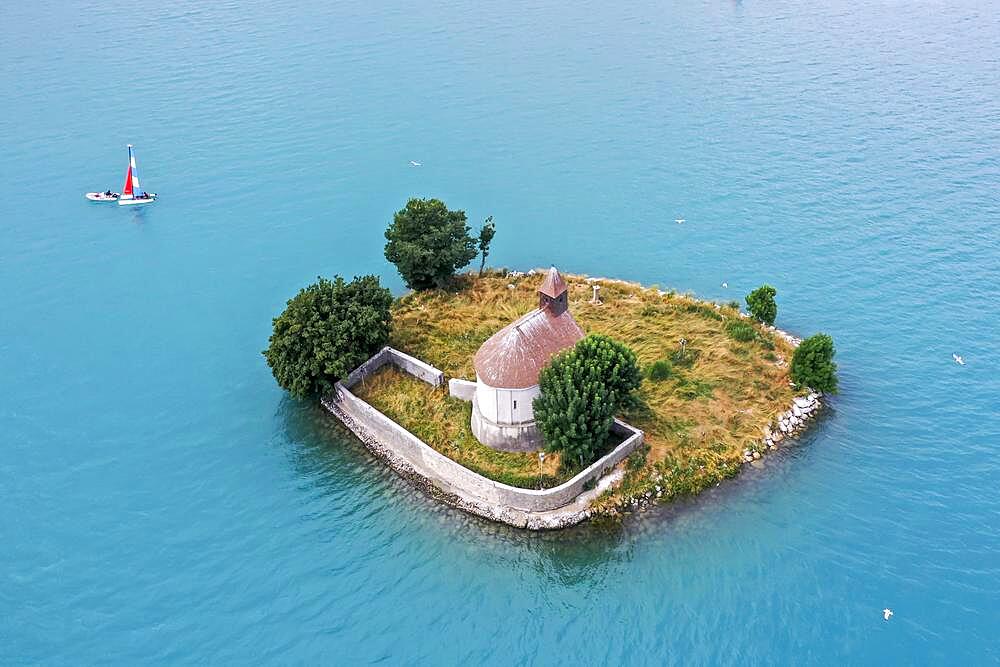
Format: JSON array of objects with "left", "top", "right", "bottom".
[{"left": 264, "top": 198, "right": 838, "bottom": 529}]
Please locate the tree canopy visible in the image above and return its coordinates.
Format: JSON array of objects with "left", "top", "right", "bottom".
[
  {"left": 533, "top": 334, "right": 642, "bottom": 466},
  {"left": 263, "top": 275, "right": 393, "bottom": 399},
  {"left": 477, "top": 215, "right": 496, "bottom": 276},
  {"left": 384, "top": 198, "right": 478, "bottom": 290},
  {"left": 745, "top": 284, "right": 778, "bottom": 326},
  {"left": 790, "top": 333, "right": 838, "bottom": 393}
]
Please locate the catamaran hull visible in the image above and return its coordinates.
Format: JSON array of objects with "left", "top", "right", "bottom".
[{"left": 118, "top": 195, "right": 156, "bottom": 206}]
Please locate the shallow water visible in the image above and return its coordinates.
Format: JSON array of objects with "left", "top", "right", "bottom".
[{"left": 2, "top": 0, "right": 999, "bottom": 663}]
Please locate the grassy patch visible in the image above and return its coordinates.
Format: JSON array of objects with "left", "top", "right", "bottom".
[
  {"left": 646, "top": 359, "right": 674, "bottom": 381},
  {"left": 386, "top": 271, "right": 796, "bottom": 505},
  {"left": 353, "top": 367, "right": 575, "bottom": 488},
  {"left": 725, "top": 319, "right": 758, "bottom": 342}
]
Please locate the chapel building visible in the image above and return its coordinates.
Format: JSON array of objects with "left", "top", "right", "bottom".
[{"left": 471, "top": 267, "right": 584, "bottom": 451}]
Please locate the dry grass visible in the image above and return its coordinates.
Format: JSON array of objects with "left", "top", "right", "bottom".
[
  {"left": 380, "top": 271, "right": 798, "bottom": 505},
  {"left": 392, "top": 272, "right": 795, "bottom": 453},
  {"left": 353, "top": 366, "right": 573, "bottom": 488}
]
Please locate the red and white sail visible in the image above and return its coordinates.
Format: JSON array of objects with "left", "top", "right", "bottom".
[{"left": 120, "top": 144, "right": 142, "bottom": 199}]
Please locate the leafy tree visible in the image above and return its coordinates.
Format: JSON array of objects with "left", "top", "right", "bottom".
[
  {"left": 477, "top": 215, "right": 496, "bottom": 276},
  {"left": 790, "top": 333, "right": 838, "bottom": 393},
  {"left": 384, "top": 198, "right": 478, "bottom": 289},
  {"left": 263, "top": 275, "right": 393, "bottom": 399},
  {"left": 745, "top": 285, "right": 778, "bottom": 326},
  {"left": 533, "top": 334, "right": 642, "bottom": 466}
]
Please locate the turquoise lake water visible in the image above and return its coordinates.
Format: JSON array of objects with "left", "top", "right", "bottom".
[{"left": 2, "top": 0, "right": 999, "bottom": 663}]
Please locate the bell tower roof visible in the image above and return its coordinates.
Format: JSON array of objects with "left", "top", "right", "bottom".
[{"left": 538, "top": 266, "right": 567, "bottom": 299}]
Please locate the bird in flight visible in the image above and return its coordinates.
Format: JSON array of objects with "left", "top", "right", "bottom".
[
  {"left": 882, "top": 608, "right": 893, "bottom": 621},
  {"left": 675, "top": 218, "right": 685, "bottom": 224},
  {"left": 721, "top": 282, "right": 728, "bottom": 288},
  {"left": 953, "top": 354, "right": 965, "bottom": 366},
  {"left": 409, "top": 160, "right": 422, "bottom": 167}
]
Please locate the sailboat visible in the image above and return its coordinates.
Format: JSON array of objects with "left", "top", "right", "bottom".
[{"left": 117, "top": 144, "right": 157, "bottom": 206}]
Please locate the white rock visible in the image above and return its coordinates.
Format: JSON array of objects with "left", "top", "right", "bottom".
[
  {"left": 779, "top": 422, "right": 789, "bottom": 433},
  {"left": 792, "top": 405, "right": 803, "bottom": 417},
  {"left": 753, "top": 451, "right": 761, "bottom": 460},
  {"left": 794, "top": 397, "right": 812, "bottom": 409}
]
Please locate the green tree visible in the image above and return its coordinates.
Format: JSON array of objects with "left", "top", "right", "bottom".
[
  {"left": 263, "top": 275, "right": 393, "bottom": 399},
  {"left": 533, "top": 334, "right": 642, "bottom": 466},
  {"left": 384, "top": 198, "right": 478, "bottom": 289},
  {"left": 477, "top": 215, "right": 496, "bottom": 276},
  {"left": 790, "top": 333, "right": 838, "bottom": 393},
  {"left": 745, "top": 284, "right": 778, "bottom": 326}
]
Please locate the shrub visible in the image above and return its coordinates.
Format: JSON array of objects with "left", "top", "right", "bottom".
[
  {"left": 745, "top": 285, "right": 777, "bottom": 326},
  {"left": 534, "top": 334, "right": 642, "bottom": 466},
  {"left": 725, "top": 319, "right": 757, "bottom": 342},
  {"left": 671, "top": 346, "right": 700, "bottom": 368},
  {"left": 646, "top": 359, "right": 674, "bottom": 381},
  {"left": 384, "top": 198, "right": 478, "bottom": 290},
  {"left": 263, "top": 275, "right": 392, "bottom": 399},
  {"left": 790, "top": 333, "right": 838, "bottom": 393},
  {"left": 626, "top": 444, "right": 650, "bottom": 472},
  {"left": 727, "top": 300, "right": 741, "bottom": 311}
]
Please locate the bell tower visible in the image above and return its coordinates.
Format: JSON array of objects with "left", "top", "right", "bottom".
[{"left": 538, "top": 266, "right": 568, "bottom": 316}]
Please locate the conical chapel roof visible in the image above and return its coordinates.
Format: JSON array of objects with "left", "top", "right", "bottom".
[
  {"left": 473, "top": 269, "right": 583, "bottom": 389},
  {"left": 538, "top": 266, "right": 568, "bottom": 298}
]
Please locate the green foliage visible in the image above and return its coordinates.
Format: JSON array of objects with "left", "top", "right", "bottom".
[
  {"left": 477, "top": 215, "right": 496, "bottom": 276},
  {"left": 626, "top": 444, "right": 650, "bottom": 472},
  {"left": 727, "top": 300, "right": 741, "bottom": 311},
  {"left": 791, "top": 333, "right": 839, "bottom": 393},
  {"left": 384, "top": 198, "right": 478, "bottom": 289},
  {"left": 534, "top": 334, "right": 642, "bottom": 466},
  {"left": 674, "top": 375, "right": 715, "bottom": 400},
  {"left": 671, "top": 346, "right": 699, "bottom": 368},
  {"left": 263, "top": 275, "right": 392, "bottom": 399},
  {"left": 725, "top": 319, "right": 757, "bottom": 342},
  {"left": 639, "top": 304, "right": 661, "bottom": 317},
  {"left": 745, "top": 284, "right": 777, "bottom": 326},
  {"left": 685, "top": 302, "right": 723, "bottom": 321},
  {"left": 646, "top": 359, "right": 674, "bottom": 382}
]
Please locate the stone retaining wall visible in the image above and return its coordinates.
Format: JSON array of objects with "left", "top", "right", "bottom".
[
  {"left": 323, "top": 347, "right": 645, "bottom": 528},
  {"left": 448, "top": 378, "right": 477, "bottom": 400},
  {"left": 343, "top": 347, "right": 444, "bottom": 389}
]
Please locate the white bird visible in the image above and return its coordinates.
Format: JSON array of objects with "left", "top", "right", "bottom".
[
  {"left": 409, "top": 160, "right": 422, "bottom": 167},
  {"left": 722, "top": 282, "right": 728, "bottom": 288},
  {"left": 953, "top": 354, "right": 965, "bottom": 366},
  {"left": 883, "top": 608, "right": 893, "bottom": 621},
  {"left": 675, "top": 218, "right": 685, "bottom": 224}
]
